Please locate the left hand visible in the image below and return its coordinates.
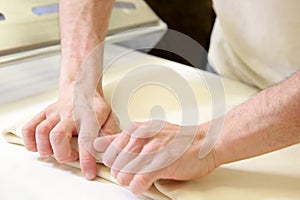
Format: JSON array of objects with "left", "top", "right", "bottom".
[
  {"left": 22, "top": 90, "right": 120, "bottom": 180},
  {"left": 94, "top": 120, "right": 218, "bottom": 194}
]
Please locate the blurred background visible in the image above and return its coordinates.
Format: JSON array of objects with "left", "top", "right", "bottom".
[{"left": 145, "top": 0, "right": 216, "bottom": 68}]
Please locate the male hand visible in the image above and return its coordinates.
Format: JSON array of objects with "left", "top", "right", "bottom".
[
  {"left": 94, "top": 120, "right": 219, "bottom": 194},
  {"left": 22, "top": 90, "right": 120, "bottom": 180}
]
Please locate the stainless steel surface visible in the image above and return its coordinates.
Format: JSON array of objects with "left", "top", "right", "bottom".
[
  {"left": 0, "top": 0, "right": 159, "bottom": 55},
  {"left": 0, "top": 24, "right": 167, "bottom": 67}
]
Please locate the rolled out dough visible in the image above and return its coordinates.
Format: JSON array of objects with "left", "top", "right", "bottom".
[{"left": 2, "top": 112, "right": 300, "bottom": 200}]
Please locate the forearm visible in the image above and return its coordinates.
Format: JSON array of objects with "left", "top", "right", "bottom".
[
  {"left": 58, "top": 0, "right": 115, "bottom": 93},
  {"left": 214, "top": 71, "right": 300, "bottom": 166}
]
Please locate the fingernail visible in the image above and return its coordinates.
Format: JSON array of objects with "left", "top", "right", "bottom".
[
  {"left": 39, "top": 153, "right": 51, "bottom": 158},
  {"left": 84, "top": 171, "right": 95, "bottom": 180},
  {"left": 27, "top": 147, "right": 37, "bottom": 152}
]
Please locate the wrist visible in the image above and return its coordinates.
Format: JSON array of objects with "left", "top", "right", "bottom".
[
  {"left": 212, "top": 133, "right": 226, "bottom": 168},
  {"left": 59, "top": 46, "right": 104, "bottom": 96},
  {"left": 193, "top": 122, "right": 223, "bottom": 173},
  {"left": 58, "top": 80, "right": 104, "bottom": 99},
  {"left": 203, "top": 118, "right": 228, "bottom": 168},
  {"left": 60, "top": 37, "right": 103, "bottom": 66}
]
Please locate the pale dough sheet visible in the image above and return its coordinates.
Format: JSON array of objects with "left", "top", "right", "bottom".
[
  {"left": 0, "top": 90, "right": 166, "bottom": 200},
  {"left": 1, "top": 52, "right": 300, "bottom": 199}
]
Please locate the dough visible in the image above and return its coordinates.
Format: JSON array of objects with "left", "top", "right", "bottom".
[
  {"left": 3, "top": 117, "right": 300, "bottom": 200},
  {"left": 1, "top": 118, "right": 169, "bottom": 200},
  {"left": 2, "top": 123, "right": 169, "bottom": 199}
]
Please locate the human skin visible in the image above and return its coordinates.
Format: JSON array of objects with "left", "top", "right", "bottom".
[
  {"left": 21, "top": 0, "right": 118, "bottom": 180},
  {"left": 94, "top": 71, "right": 300, "bottom": 194}
]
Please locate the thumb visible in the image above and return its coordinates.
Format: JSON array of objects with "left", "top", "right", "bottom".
[
  {"left": 78, "top": 137, "right": 97, "bottom": 180},
  {"left": 77, "top": 113, "right": 99, "bottom": 180}
]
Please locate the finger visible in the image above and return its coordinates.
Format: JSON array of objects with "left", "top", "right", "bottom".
[
  {"left": 129, "top": 171, "right": 161, "bottom": 195},
  {"left": 122, "top": 122, "right": 139, "bottom": 136},
  {"left": 130, "top": 120, "right": 166, "bottom": 138},
  {"left": 102, "top": 133, "right": 130, "bottom": 168},
  {"left": 119, "top": 141, "right": 171, "bottom": 177},
  {"left": 22, "top": 112, "right": 46, "bottom": 151},
  {"left": 93, "top": 134, "right": 119, "bottom": 152},
  {"left": 35, "top": 117, "right": 59, "bottom": 157},
  {"left": 95, "top": 101, "right": 112, "bottom": 127},
  {"left": 115, "top": 171, "right": 135, "bottom": 187},
  {"left": 113, "top": 138, "right": 146, "bottom": 185},
  {"left": 76, "top": 109, "right": 104, "bottom": 180},
  {"left": 101, "top": 112, "right": 121, "bottom": 135},
  {"left": 49, "top": 120, "right": 78, "bottom": 163},
  {"left": 121, "top": 143, "right": 168, "bottom": 193},
  {"left": 78, "top": 138, "right": 97, "bottom": 180}
]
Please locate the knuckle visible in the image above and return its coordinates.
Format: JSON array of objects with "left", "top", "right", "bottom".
[
  {"left": 101, "top": 129, "right": 112, "bottom": 136},
  {"left": 143, "top": 144, "right": 160, "bottom": 153},
  {"left": 128, "top": 122, "right": 138, "bottom": 129},
  {"left": 80, "top": 156, "right": 93, "bottom": 163},
  {"left": 21, "top": 128, "right": 36, "bottom": 151},
  {"left": 80, "top": 156, "right": 94, "bottom": 166},
  {"left": 50, "top": 131, "right": 65, "bottom": 144},
  {"left": 22, "top": 121, "right": 36, "bottom": 134},
  {"left": 36, "top": 124, "right": 51, "bottom": 134},
  {"left": 21, "top": 127, "right": 34, "bottom": 139},
  {"left": 135, "top": 175, "right": 151, "bottom": 186},
  {"left": 126, "top": 144, "right": 139, "bottom": 153}
]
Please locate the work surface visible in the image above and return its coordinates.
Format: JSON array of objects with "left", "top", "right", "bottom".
[{"left": 0, "top": 45, "right": 299, "bottom": 200}]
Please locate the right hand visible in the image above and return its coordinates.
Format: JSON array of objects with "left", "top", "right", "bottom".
[
  {"left": 22, "top": 89, "right": 120, "bottom": 180},
  {"left": 94, "top": 120, "right": 219, "bottom": 194}
]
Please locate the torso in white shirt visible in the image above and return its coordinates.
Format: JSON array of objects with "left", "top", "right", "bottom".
[{"left": 209, "top": 0, "right": 300, "bottom": 89}]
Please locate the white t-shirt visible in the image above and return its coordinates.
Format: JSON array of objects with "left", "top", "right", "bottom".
[{"left": 209, "top": 0, "right": 300, "bottom": 89}]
